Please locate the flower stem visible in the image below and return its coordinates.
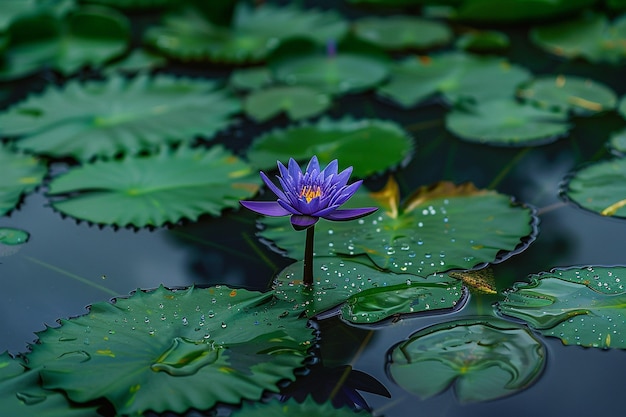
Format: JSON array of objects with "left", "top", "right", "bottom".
[{"left": 303, "top": 226, "right": 315, "bottom": 287}]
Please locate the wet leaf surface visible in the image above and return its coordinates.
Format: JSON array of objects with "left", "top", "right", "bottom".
[
  {"left": 232, "top": 396, "right": 373, "bottom": 417},
  {"left": 0, "top": 74, "right": 239, "bottom": 161},
  {"left": 498, "top": 266, "right": 626, "bottom": 348},
  {"left": 26, "top": 285, "right": 315, "bottom": 415},
  {"left": 387, "top": 318, "right": 546, "bottom": 403},
  {"left": 47, "top": 146, "right": 260, "bottom": 227},
  {"left": 246, "top": 117, "right": 413, "bottom": 178}
]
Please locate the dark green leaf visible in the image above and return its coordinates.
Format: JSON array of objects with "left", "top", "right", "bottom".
[
  {"left": 453, "top": 0, "right": 596, "bottom": 22},
  {"left": 244, "top": 86, "right": 331, "bottom": 122},
  {"left": 0, "top": 145, "right": 47, "bottom": 217},
  {"left": 455, "top": 30, "right": 510, "bottom": 52},
  {"left": 232, "top": 396, "right": 373, "bottom": 417},
  {"left": 352, "top": 16, "right": 452, "bottom": 50}
]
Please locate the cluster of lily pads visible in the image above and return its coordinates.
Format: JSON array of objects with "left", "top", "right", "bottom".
[{"left": 2, "top": 0, "right": 626, "bottom": 416}]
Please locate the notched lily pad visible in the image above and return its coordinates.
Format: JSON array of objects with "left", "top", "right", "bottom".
[
  {"left": 26, "top": 285, "right": 315, "bottom": 415},
  {"left": 244, "top": 86, "right": 331, "bottom": 122},
  {"left": 0, "top": 145, "right": 47, "bottom": 217},
  {"left": 261, "top": 177, "right": 536, "bottom": 276},
  {"left": 232, "top": 396, "right": 373, "bottom": 417},
  {"left": 378, "top": 52, "right": 531, "bottom": 108},
  {"left": 498, "top": 266, "right": 626, "bottom": 349},
  {"left": 445, "top": 99, "right": 571, "bottom": 146},
  {"left": 273, "top": 257, "right": 467, "bottom": 323},
  {"left": 47, "top": 146, "right": 261, "bottom": 228},
  {"left": 518, "top": 75, "right": 617, "bottom": 115},
  {"left": 563, "top": 158, "right": 626, "bottom": 218},
  {"left": 387, "top": 318, "right": 546, "bottom": 403},
  {"left": 246, "top": 117, "right": 413, "bottom": 178},
  {"left": 0, "top": 74, "right": 239, "bottom": 161},
  {"left": 352, "top": 16, "right": 452, "bottom": 50}
]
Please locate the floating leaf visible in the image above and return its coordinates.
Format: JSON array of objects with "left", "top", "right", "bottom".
[
  {"left": 378, "top": 52, "right": 531, "bottom": 108},
  {"left": 0, "top": 6, "right": 131, "bottom": 80},
  {"left": 455, "top": 30, "right": 510, "bottom": 52},
  {"left": 531, "top": 12, "right": 626, "bottom": 64},
  {"left": 261, "top": 178, "right": 536, "bottom": 276},
  {"left": 445, "top": 99, "right": 570, "bottom": 146},
  {"left": 26, "top": 285, "right": 315, "bottom": 415},
  {"left": 0, "top": 352, "right": 99, "bottom": 417},
  {"left": 273, "top": 52, "right": 389, "bottom": 95},
  {"left": 0, "top": 74, "right": 239, "bottom": 161},
  {"left": 563, "top": 158, "right": 626, "bottom": 218},
  {"left": 79, "top": 0, "right": 176, "bottom": 10},
  {"left": 498, "top": 266, "right": 626, "bottom": 349},
  {"left": 232, "top": 397, "right": 373, "bottom": 417},
  {"left": 230, "top": 67, "right": 273, "bottom": 91},
  {"left": 0, "top": 145, "right": 47, "bottom": 217},
  {"left": 0, "top": 227, "right": 30, "bottom": 257},
  {"left": 144, "top": 4, "right": 347, "bottom": 64},
  {"left": 274, "top": 257, "right": 466, "bottom": 322},
  {"left": 103, "top": 48, "right": 166, "bottom": 74},
  {"left": 0, "top": 0, "right": 74, "bottom": 31},
  {"left": 452, "top": 0, "right": 595, "bottom": 22},
  {"left": 47, "top": 146, "right": 261, "bottom": 227},
  {"left": 619, "top": 94, "right": 626, "bottom": 120},
  {"left": 352, "top": 16, "right": 452, "bottom": 50},
  {"left": 244, "top": 86, "right": 331, "bottom": 122},
  {"left": 608, "top": 128, "right": 626, "bottom": 155},
  {"left": 518, "top": 75, "right": 617, "bottom": 115},
  {"left": 387, "top": 319, "right": 546, "bottom": 403},
  {"left": 246, "top": 117, "right": 413, "bottom": 178}
]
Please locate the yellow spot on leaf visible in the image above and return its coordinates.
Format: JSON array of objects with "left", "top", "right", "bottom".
[
  {"left": 96, "top": 349, "right": 115, "bottom": 358},
  {"left": 229, "top": 289, "right": 237, "bottom": 297},
  {"left": 369, "top": 177, "right": 400, "bottom": 218},
  {"left": 601, "top": 199, "right": 626, "bottom": 216},
  {"left": 19, "top": 176, "right": 39, "bottom": 184}
]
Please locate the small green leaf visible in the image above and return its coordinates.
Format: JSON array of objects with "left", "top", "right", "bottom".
[
  {"left": 230, "top": 67, "right": 273, "bottom": 91},
  {"left": 608, "top": 128, "right": 626, "bottom": 156},
  {"left": 455, "top": 30, "right": 510, "bottom": 52},
  {"left": 563, "top": 157, "right": 626, "bottom": 217},
  {"left": 387, "top": 319, "right": 546, "bottom": 403},
  {"left": 0, "top": 74, "right": 239, "bottom": 161},
  {"left": 26, "top": 285, "right": 315, "bottom": 415},
  {"left": 445, "top": 99, "right": 570, "bottom": 146},
  {"left": 244, "top": 86, "right": 331, "bottom": 122},
  {"left": 0, "top": 145, "right": 47, "bottom": 217},
  {"left": 246, "top": 117, "right": 413, "bottom": 178},
  {"left": 47, "top": 146, "right": 261, "bottom": 227},
  {"left": 498, "top": 266, "right": 626, "bottom": 348},
  {"left": 353, "top": 16, "right": 452, "bottom": 50},
  {"left": 232, "top": 396, "right": 373, "bottom": 417}
]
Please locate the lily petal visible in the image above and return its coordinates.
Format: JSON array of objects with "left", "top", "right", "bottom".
[
  {"left": 240, "top": 200, "right": 292, "bottom": 217},
  {"left": 322, "top": 159, "right": 338, "bottom": 178},
  {"left": 278, "top": 199, "right": 303, "bottom": 215},
  {"left": 291, "top": 214, "right": 319, "bottom": 230},
  {"left": 260, "top": 171, "right": 287, "bottom": 201},
  {"left": 306, "top": 156, "right": 320, "bottom": 174},
  {"left": 332, "top": 180, "right": 362, "bottom": 206},
  {"left": 323, "top": 207, "right": 378, "bottom": 221}
]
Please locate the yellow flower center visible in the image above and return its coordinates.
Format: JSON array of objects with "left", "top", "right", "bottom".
[{"left": 299, "top": 185, "right": 322, "bottom": 203}]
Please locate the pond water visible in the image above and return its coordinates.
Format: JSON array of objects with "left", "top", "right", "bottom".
[{"left": 2, "top": 1, "right": 626, "bottom": 417}]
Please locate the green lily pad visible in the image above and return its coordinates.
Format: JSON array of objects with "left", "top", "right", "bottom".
[
  {"left": 0, "top": 74, "right": 239, "bottom": 161},
  {"left": 0, "top": 227, "right": 29, "bottom": 257},
  {"left": 244, "top": 86, "right": 331, "bottom": 122},
  {"left": 531, "top": 12, "right": 626, "bottom": 64},
  {"left": 387, "top": 318, "right": 546, "bottom": 403},
  {"left": 619, "top": 94, "right": 626, "bottom": 120},
  {"left": 497, "top": 266, "right": 626, "bottom": 348},
  {"left": 260, "top": 178, "right": 536, "bottom": 276},
  {"left": 445, "top": 99, "right": 571, "bottom": 146},
  {"left": 246, "top": 117, "right": 413, "bottom": 178},
  {"left": 47, "top": 146, "right": 261, "bottom": 228},
  {"left": 452, "top": 0, "right": 595, "bottom": 22},
  {"left": 563, "top": 157, "right": 626, "bottom": 218},
  {"left": 608, "top": 128, "right": 626, "bottom": 155},
  {"left": 144, "top": 4, "right": 347, "bottom": 64},
  {"left": 230, "top": 67, "right": 273, "bottom": 91},
  {"left": 273, "top": 52, "right": 389, "bottom": 95},
  {"left": 352, "top": 16, "right": 452, "bottom": 50},
  {"left": 0, "top": 352, "right": 100, "bottom": 417},
  {"left": 26, "top": 285, "right": 315, "bottom": 415},
  {"left": 232, "top": 397, "right": 373, "bottom": 417},
  {"left": 79, "top": 0, "right": 176, "bottom": 10},
  {"left": 0, "top": 145, "right": 47, "bottom": 217},
  {"left": 518, "top": 75, "right": 617, "bottom": 115},
  {"left": 103, "top": 48, "right": 167, "bottom": 74},
  {"left": 378, "top": 52, "right": 531, "bottom": 108},
  {"left": 0, "top": 0, "right": 74, "bottom": 31},
  {"left": 273, "top": 257, "right": 466, "bottom": 322},
  {"left": 0, "top": 6, "right": 130, "bottom": 80},
  {"left": 455, "top": 30, "right": 510, "bottom": 52}
]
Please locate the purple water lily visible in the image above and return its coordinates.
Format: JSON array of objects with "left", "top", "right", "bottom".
[
  {"left": 240, "top": 156, "right": 377, "bottom": 286},
  {"left": 240, "top": 156, "right": 377, "bottom": 231}
]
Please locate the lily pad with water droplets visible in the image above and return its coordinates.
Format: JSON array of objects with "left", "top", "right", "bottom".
[
  {"left": 273, "top": 257, "right": 466, "bottom": 322},
  {"left": 518, "top": 75, "right": 617, "bottom": 115},
  {"left": 232, "top": 396, "right": 373, "bottom": 417},
  {"left": 261, "top": 177, "right": 536, "bottom": 276},
  {"left": 0, "top": 74, "right": 239, "bottom": 161},
  {"left": 144, "top": 4, "right": 347, "bottom": 64},
  {"left": 47, "top": 146, "right": 260, "bottom": 228},
  {"left": 563, "top": 158, "right": 626, "bottom": 218},
  {"left": 244, "top": 86, "right": 331, "bottom": 122},
  {"left": 26, "top": 285, "right": 315, "bottom": 416},
  {"left": 497, "top": 266, "right": 626, "bottom": 349},
  {"left": 0, "top": 145, "right": 47, "bottom": 217},
  {"left": 445, "top": 99, "right": 570, "bottom": 146},
  {"left": 378, "top": 52, "right": 531, "bottom": 108},
  {"left": 387, "top": 318, "right": 546, "bottom": 403},
  {"left": 246, "top": 117, "right": 413, "bottom": 178},
  {"left": 352, "top": 16, "right": 452, "bottom": 51},
  {"left": 531, "top": 12, "right": 626, "bottom": 65}
]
